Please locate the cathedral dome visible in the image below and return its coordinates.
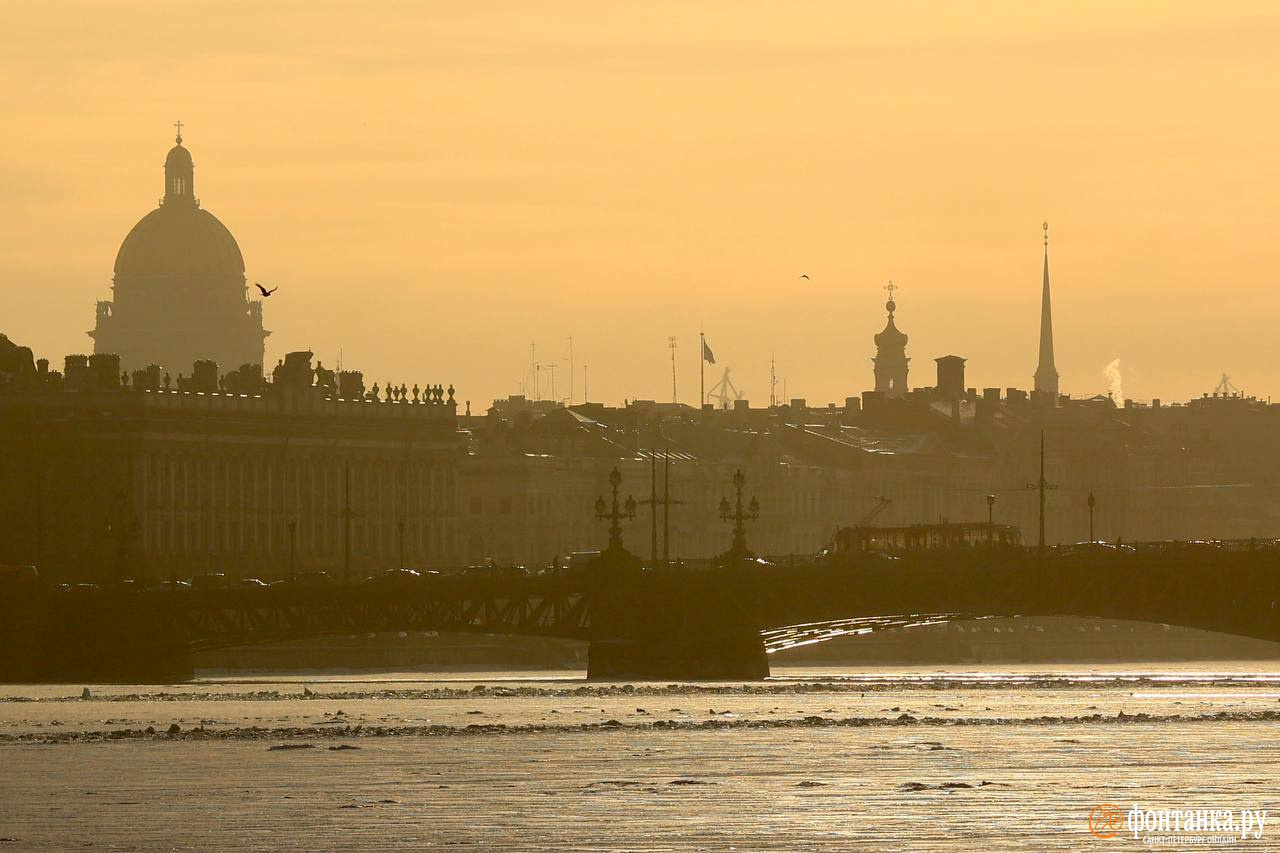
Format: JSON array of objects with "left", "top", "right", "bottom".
[
  {"left": 113, "top": 205, "right": 245, "bottom": 278},
  {"left": 93, "top": 128, "right": 267, "bottom": 375}
]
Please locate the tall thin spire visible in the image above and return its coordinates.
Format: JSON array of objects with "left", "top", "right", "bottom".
[{"left": 1033, "top": 221, "right": 1059, "bottom": 397}]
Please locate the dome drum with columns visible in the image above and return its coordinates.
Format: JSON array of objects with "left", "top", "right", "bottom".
[{"left": 89, "top": 128, "right": 269, "bottom": 375}]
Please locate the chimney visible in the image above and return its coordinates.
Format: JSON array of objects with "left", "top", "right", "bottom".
[{"left": 935, "top": 356, "right": 966, "bottom": 398}]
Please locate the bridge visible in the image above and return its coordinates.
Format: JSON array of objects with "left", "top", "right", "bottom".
[
  {"left": 4, "top": 539, "right": 1280, "bottom": 683},
  {"left": 5, "top": 465, "right": 1280, "bottom": 683}
]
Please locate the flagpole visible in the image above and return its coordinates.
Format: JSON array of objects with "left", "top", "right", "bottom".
[{"left": 699, "top": 331, "right": 705, "bottom": 410}]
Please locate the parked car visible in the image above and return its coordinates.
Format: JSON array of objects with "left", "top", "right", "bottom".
[
  {"left": 463, "top": 564, "right": 527, "bottom": 579},
  {"left": 191, "top": 573, "right": 230, "bottom": 591},
  {"left": 145, "top": 580, "right": 193, "bottom": 593},
  {"left": 0, "top": 565, "right": 39, "bottom": 585},
  {"left": 565, "top": 551, "right": 601, "bottom": 573},
  {"left": 362, "top": 568, "right": 427, "bottom": 586},
  {"left": 272, "top": 572, "right": 333, "bottom": 587},
  {"left": 1065, "top": 541, "right": 1136, "bottom": 555},
  {"left": 1176, "top": 539, "right": 1226, "bottom": 553}
]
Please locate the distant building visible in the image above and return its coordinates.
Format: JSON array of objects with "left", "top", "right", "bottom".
[
  {"left": 88, "top": 129, "right": 269, "bottom": 376},
  {"left": 873, "top": 289, "right": 909, "bottom": 398},
  {"left": 453, "top": 385, "right": 1280, "bottom": 567},
  {"left": 458, "top": 397, "right": 998, "bottom": 567}
]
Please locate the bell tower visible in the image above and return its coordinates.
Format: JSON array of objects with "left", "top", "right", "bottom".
[{"left": 872, "top": 282, "right": 909, "bottom": 398}]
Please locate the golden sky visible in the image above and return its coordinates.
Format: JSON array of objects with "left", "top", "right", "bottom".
[{"left": 3, "top": 1, "right": 1279, "bottom": 406}]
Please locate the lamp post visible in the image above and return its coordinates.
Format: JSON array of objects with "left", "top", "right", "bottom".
[
  {"left": 288, "top": 520, "right": 297, "bottom": 582},
  {"left": 1026, "top": 431, "right": 1058, "bottom": 553},
  {"left": 719, "top": 468, "right": 760, "bottom": 559},
  {"left": 595, "top": 467, "right": 636, "bottom": 553},
  {"left": 986, "top": 494, "right": 996, "bottom": 545},
  {"left": 1088, "top": 492, "right": 1096, "bottom": 542},
  {"left": 639, "top": 447, "right": 684, "bottom": 567}
]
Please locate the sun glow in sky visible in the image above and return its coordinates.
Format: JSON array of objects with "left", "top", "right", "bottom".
[{"left": 3, "top": 1, "right": 1279, "bottom": 405}]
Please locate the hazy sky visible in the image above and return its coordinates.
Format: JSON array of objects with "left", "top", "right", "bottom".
[{"left": 3, "top": 2, "right": 1279, "bottom": 407}]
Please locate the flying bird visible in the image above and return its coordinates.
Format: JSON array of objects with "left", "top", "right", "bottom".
[
  {"left": 255, "top": 282, "right": 278, "bottom": 297},
  {"left": 798, "top": 274, "right": 810, "bottom": 279}
]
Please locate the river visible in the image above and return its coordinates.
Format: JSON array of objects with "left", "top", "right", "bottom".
[{"left": 2, "top": 662, "right": 1278, "bottom": 850}]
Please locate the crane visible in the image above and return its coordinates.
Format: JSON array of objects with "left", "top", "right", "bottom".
[
  {"left": 858, "top": 495, "right": 892, "bottom": 526},
  {"left": 1213, "top": 373, "right": 1239, "bottom": 398},
  {"left": 707, "top": 366, "right": 745, "bottom": 410}
]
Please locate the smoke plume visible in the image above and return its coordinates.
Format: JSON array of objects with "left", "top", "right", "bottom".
[{"left": 1103, "top": 358, "right": 1123, "bottom": 402}]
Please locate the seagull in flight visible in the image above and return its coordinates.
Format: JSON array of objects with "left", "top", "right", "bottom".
[
  {"left": 255, "top": 282, "right": 278, "bottom": 297},
  {"left": 798, "top": 274, "right": 810, "bottom": 279}
]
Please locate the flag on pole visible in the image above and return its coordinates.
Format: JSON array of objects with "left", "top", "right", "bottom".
[{"left": 701, "top": 337, "right": 716, "bottom": 365}]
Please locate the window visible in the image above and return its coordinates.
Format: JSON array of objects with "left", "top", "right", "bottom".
[
  {"left": 499, "top": 496, "right": 512, "bottom": 515},
  {"left": 469, "top": 496, "right": 482, "bottom": 514}
]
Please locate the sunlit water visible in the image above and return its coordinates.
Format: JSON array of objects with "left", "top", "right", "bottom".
[{"left": 2, "top": 662, "right": 1279, "bottom": 850}]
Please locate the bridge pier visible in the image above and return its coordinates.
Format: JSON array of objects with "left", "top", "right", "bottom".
[
  {"left": 588, "top": 630, "right": 768, "bottom": 681},
  {"left": 3, "top": 632, "right": 195, "bottom": 684},
  {"left": 0, "top": 595, "right": 195, "bottom": 684},
  {"left": 587, "top": 558, "right": 770, "bottom": 681}
]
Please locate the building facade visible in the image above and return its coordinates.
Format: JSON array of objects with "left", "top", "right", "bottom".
[{"left": 0, "top": 352, "right": 463, "bottom": 582}]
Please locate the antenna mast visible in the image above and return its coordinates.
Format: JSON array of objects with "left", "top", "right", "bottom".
[
  {"left": 770, "top": 354, "right": 777, "bottom": 407},
  {"left": 668, "top": 336, "right": 678, "bottom": 404},
  {"left": 567, "top": 337, "right": 575, "bottom": 405}
]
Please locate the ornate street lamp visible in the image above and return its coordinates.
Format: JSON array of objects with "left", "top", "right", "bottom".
[
  {"left": 595, "top": 467, "right": 636, "bottom": 553},
  {"left": 720, "top": 468, "right": 760, "bottom": 559}
]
